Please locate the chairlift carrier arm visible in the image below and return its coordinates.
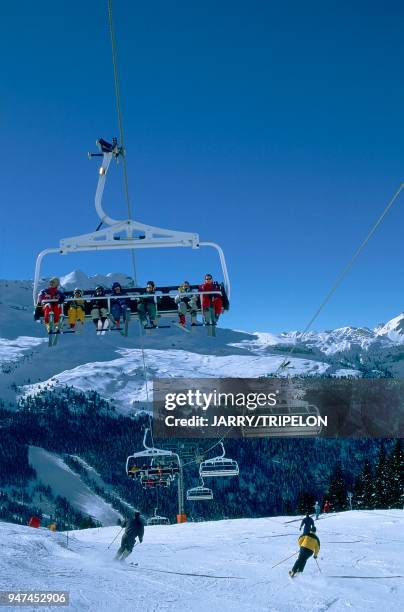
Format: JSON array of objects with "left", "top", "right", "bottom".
[{"left": 33, "top": 143, "right": 230, "bottom": 303}]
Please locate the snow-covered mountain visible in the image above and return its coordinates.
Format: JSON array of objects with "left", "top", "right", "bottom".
[
  {"left": 0, "top": 510, "right": 402, "bottom": 612},
  {"left": 1, "top": 273, "right": 404, "bottom": 413}
]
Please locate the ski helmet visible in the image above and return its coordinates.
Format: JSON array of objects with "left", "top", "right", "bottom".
[
  {"left": 95, "top": 285, "right": 105, "bottom": 295},
  {"left": 134, "top": 510, "right": 141, "bottom": 517},
  {"left": 146, "top": 281, "right": 155, "bottom": 289},
  {"left": 112, "top": 281, "right": 122, "bottom": 292},
  {"left": 73, "top": 288, "right": 83, "bottom": 297}
]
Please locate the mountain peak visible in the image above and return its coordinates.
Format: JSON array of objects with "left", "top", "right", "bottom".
[{"left": 375, "top": 313, "right": 404, "bottom": 341}]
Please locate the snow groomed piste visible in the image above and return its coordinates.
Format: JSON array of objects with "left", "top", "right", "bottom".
[{"left": 1, "top": 510, "right": 402, "bottom": 612}]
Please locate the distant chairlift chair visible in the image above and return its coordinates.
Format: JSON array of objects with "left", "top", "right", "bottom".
[
  {"left": 147, "top": 508, "right": 170, "bottom": 526},
  {"left": 199, "top": 442, "right": 239, "bottom": 478},
  {"left": 186, "top": 478, "right": 214, "bottom": 501}
]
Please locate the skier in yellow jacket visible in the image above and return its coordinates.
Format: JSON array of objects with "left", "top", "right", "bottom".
[
  {"left": 289, "top": 526, "right": 320, "bottom": 577},
  {"left": 67, "top": 288, "right": 86, "bottom": 329}
]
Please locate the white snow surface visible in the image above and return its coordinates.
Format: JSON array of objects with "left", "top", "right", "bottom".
[
  {"left": 0, "top": 336, "right": 45, "bottom": 366},
  {"left": 0, "top": 510, "right": 402, "bottom": 612},
  {"left": 28, "top": 447, "right": 121, "bottom": 526},
  {"left": 59, "top": 270, "right": 134, "bottom": 291},
  {"left": 375, "top": 313, "right": 404, "bottom": 343},
  {"left": 20, "top": 348, "right": 328, "bottom": 414}
]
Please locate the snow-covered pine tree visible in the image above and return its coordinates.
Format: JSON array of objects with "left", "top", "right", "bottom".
[
  {"left": 386, "top": 440, "right": 403, "bottom": 508},
  {"left": 296, "top": 490, "right": 316, "bottom": 514},
  {"left": 327, "top": 463, "right": 348, "bottom": 510},
  {"left": 354, "top": 459, "right": 374, "bottom": 509},
  {"left": 373, "top": 443, "right": 389, "bottom": 507}
]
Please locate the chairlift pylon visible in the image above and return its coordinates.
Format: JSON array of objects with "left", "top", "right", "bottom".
[
  {"left": 199, "top": 442, "right": 239, "bottom": 478},
  {"left": 33, "top": 138, "right": 231, "bottom": 304}
]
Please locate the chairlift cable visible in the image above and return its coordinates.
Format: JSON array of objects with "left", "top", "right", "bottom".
[
  {"left": 107, "top": 0, "right": 138, "bottom": 285},
  {"left": 107, "top": 0, "right": 154, "bottom": 417},
  {"left": 278, "top": 182, "right": 404, "bottom": 370}
]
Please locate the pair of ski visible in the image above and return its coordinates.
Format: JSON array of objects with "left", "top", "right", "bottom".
[
  {"left": 47, "top": 314, "right": 75, "bottom": 347},
  {"left": 173, "top": 319, "right": 217, "bottom": 335},
  {"left": 96, "top": 314, "right": 130, "bottom": 337},
  {"left": 172, "top": 321, "right": 204, "bottom": 334},
  {"left": 141, "top": 316, "right": 170, "bottom": 333}
]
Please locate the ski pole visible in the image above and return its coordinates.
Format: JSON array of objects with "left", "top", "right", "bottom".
[
  {"left": 315, "top": 558, "right": 322, "bottom": 573},
  {"left": 271, "top": 552, "right": 298, "bottom": 569},
  {"left": 108, "top": 527, "right": 123, "bottom": 549}
]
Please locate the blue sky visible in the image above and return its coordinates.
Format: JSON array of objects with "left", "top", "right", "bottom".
[{"left": 1, "top": 1, "right": 403, "bottom": 332}]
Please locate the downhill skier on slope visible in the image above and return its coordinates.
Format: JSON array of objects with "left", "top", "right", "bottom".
[
  {"left": 115, "top": 511, "right": 145, "bottom": 562},
  {"left": 289, "top": 526, "right": 320, "bottom": 577},
  {"left": 300, "top": 512, "right": 315, "bottom": 535}
]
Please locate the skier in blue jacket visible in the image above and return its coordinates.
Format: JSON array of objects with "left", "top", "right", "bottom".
[{"left": 110, "top": 282, "right": 131, "bottom": 329}]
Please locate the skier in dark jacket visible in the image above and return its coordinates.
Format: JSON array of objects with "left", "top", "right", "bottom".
[
  {"left": 299, "top": 512, "right": 315, "bottom": 535},
  {"left": 115, "top": 511, "right": 144, "bottom": 561},
  {"left": 91, "top": 285, "right": 109, "bottom": 329},
  {"left": 289, "top": 527, "right": 320, "bottom": 577},
  {"left": 137, "top": 281, "right": 158, "bottom": 328},
  {"left": 110, "top": 282, "right": 131, "bottom": 329}
]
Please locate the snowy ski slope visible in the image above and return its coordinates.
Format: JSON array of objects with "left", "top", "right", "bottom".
[
  {"left": 28, "top": 447, "right": 121, "bottom": 526},
  {"left": 0, "top": 510, "right": 402, "bottom": 612}
]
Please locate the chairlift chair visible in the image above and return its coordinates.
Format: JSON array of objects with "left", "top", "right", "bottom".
[
  {"left": 186, "top": 478, "right": 214, "bottom": 501},
  {"left": 147, "top": 508, "right": 170, "bottom": 526},
  {"left": 199, "top": 442, "right": 239, "bottom": 478},
  {"left": 33, "top": 138, "right": 231, "bottom": 312},
  {"left": 126, "top": 429, "right": 180, "bottom": 481}
]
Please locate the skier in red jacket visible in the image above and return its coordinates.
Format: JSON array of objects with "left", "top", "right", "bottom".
[
  {"left": 37, "top": 277, "right": 65, "bottom": 328},
  {"left": 323, "top": 500, "right": 331, "bottom": 513},
  {"left": 198, "top": 274, "right": 223, "bottom": 325}
]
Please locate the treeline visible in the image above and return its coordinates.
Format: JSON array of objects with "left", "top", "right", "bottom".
[
  {"left": 0, "top": 388, "right": 401, "bottom": 524},
  {"left": 0, "top": 489, "right": 100, "bottom": 530},
  {"left": 295, "top": 440, "right": 403, "bottom": 513}
]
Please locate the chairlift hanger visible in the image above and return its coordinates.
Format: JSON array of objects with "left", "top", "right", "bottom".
[
  {"left": 33, "top": 138, "right": 231, "bottom": 303},
  {"left": 147, "top": 507, "right": 170, "bottom": 526},
  {"left": 199, "top": 442, "right": 239, "bottom": 478},
  {"left": 126, "top": 428, "right": 180, "bottom": 478}
]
